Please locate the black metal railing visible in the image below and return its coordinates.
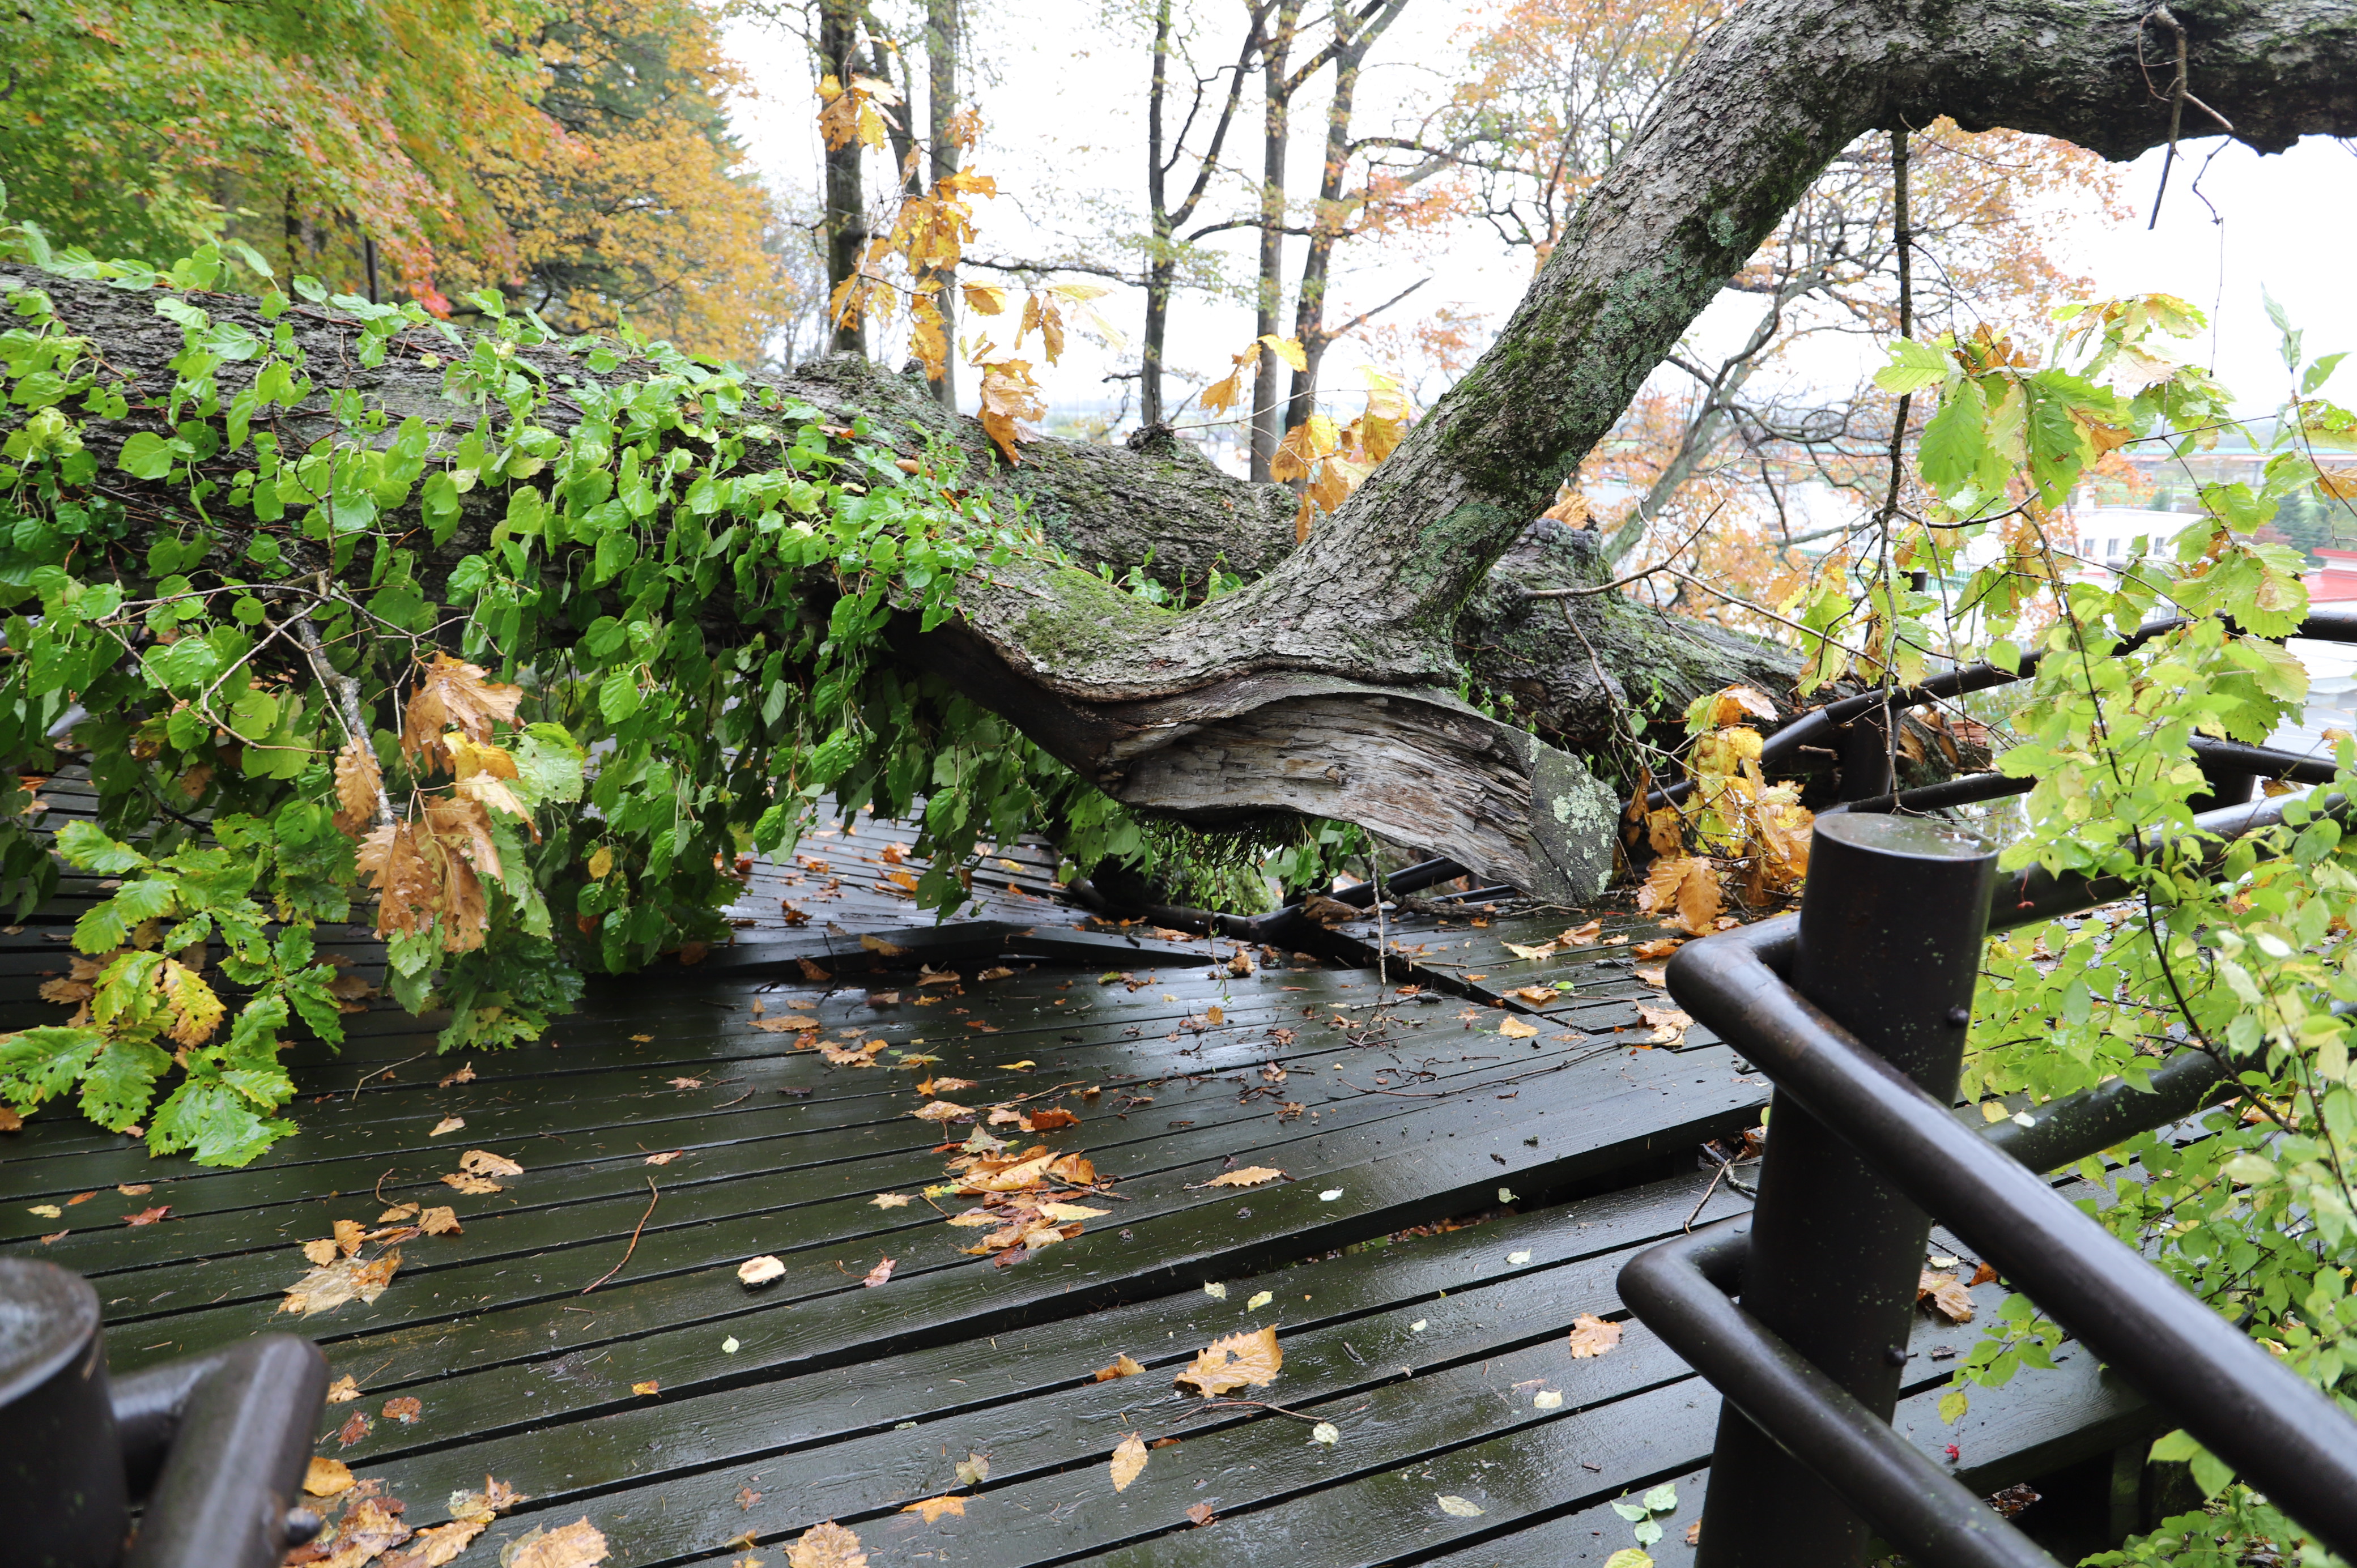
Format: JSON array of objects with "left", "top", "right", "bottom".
[
  {"left": 1, "top": 1258, "right": 329, "bottom": 1568},
  {"left": 1621, "top": 796, "right": 2357, "bottom": 1568}
]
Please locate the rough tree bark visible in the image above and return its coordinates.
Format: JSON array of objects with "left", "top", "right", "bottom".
[{"left": 16, "top": 0, "right": 2357, "bottom": 900}]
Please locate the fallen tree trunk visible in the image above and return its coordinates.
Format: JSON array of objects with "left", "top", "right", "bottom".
[{"left": 13, "top": 0, "right": 2356, "bottom": 897}]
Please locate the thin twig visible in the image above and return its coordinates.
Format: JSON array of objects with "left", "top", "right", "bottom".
[
  {"left": 581, "top": 1178, "right": 660, "bottom": 1294},
  {"left": 1177, "top": 1397, "right": 1325, "bottom": 1423}
]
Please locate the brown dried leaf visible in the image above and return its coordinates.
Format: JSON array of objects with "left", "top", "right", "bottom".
[
  {"left": 1186, "top": 1502, "right": 1217, "bottom": 1527},
  {"left": 1023, "top": 1107, "right": 1078, "bottom": 1131},
  {"left": 334, "top": 1218, "right": 367, "bottom": 1255},
  {"left": 441, "top": 1174, "right": 502, "bottom": 1195},
  {"left": 335, "top": 1411, "right": 372, "bottom": 1447},
  {"left": 862, "top": 1256, "right": 896, "bottom": 1288},
  {"left": 505, "top": 1518, "right": 610, "bottom": 1568},
  {"left": 380, "top": 1518, "right": 487, "bottom": 1568},
  {"left": 632, "top": 1380, "right": 660, "bottom": 1397},
  {"left": 1095, "top": 1354, "right": 1146, "bottom": 1382},
  {"left": 1566, "top": 1312, "right": 1623, "bottom": 1358},
  {"left": 1559, "top": 919, "right": 1603, "bottom": 947},
  {"left": 400, "top": 653, "right": 524, "bottom": 769},
  {"left": 383, "top": 1395, "right": 423, "bottom": 1424},
  {"left": 739, "top": 1255, "right": 787, "bottom": 1288},
  {"left": 303, "top": 1238, "right": 341, "bottom": 1266},
  {"left": 429, "top": 1116, "right": 465, "bottom": 1137},
  {"left": 785, "top": 1520, "right": 867, "bottom": 1568},
  {"left": 323, "top": 1495, "right": 411, "bottom": 1561},
  {"left": 458, "top": 1149, "right": 522, "bottom": 1178},
  {"left": 124, "top": 1204, "right": 169, "bottom": 1226},
  {"left": 1918, "top": 1269, "right": 1977, "bottom": 1323},
  {"left": 1109, "top": 1432, "right": 1149, "bottom": 1493},
  {"left": 281, "top": 1250, "right": 401, "bottom": 1317},
  {"left": 1197, "top": 1166, "right": 1284, "bottom": 1190},
  {"left": 378, "top": 1203, "right": 419, "bottom": 1222},
  {"left": 1175, "top": 1325, "right": 1283, "bottom": 1396},
  {"left": 333, "top": 739, "right": 383, "bottom": 836},
  {"left": 325, "top": 1375, "right": 360, "bottom": 1404},
  {"left": 448, "top": 1476, "right": 527, "bottom": 1523},
  {"left": 416, "top": 1207, "right": 460, "bottom": 1236},
  {"left": 1630, "top": 938, "right": 1683, "bottom": 960}
]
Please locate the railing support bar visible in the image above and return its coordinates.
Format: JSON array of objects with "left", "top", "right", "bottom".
[{"left": 1691, "top": 814, "right": 1998, "bottom": 1568}]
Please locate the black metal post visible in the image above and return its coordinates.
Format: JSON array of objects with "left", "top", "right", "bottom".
[
  {"left": 0, "top": 1260, "right": 129, "bottom": 1568},
  {"left": 1690, "top": 813, "right": 1997, "bottom": 1568}
]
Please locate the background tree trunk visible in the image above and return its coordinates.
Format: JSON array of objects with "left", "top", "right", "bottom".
[
  {"left": 926, "top": 0, "right": 959, "bottom": 408},
  {"left": 818, "top": 0, "right": 867, "bottom": 356}
]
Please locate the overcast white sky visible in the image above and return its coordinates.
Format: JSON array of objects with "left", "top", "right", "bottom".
[{"left": 722, "top": 4, "right": 2357, "bottom": 427}]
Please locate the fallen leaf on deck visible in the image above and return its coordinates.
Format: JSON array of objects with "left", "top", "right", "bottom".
[
  {"left": 458, "top": 1149, "right": 522, "bottom": 1177},
  {"left": 1534, "top": 1390, "right": 1564, "bottom": 1409},
  {"left": 956, "top": 1451, "right": 990, "bottom": 1486},
  {"left": 644, "top": 1150, "right": 683, "bottom": 1166},
  {"left": 1312, "top": 1421, "right": 1339, "bottom": 1445},
  {"left": 335, "top": 1411, "right": 372, "bottom": 1446},
  {"left": 439, "top": 1063, "right": 476, "bottom": 1087},
  {"left": 1499, "top": 1017, "right": 1539, "bottom": 1039},
  {"left": 325, "top": 1375, "right": 360, "bottom": 1403},
  {"left": 1246, "top": 1290, "right": 1273, "bottom": 1311},
  {"left": 67, "top": 1191, "right": 96, "bottom": 1205},
  {"left": 785, "top": 1519, "right": 866, "bottom": 1568},
  {"left": 739, "top": 1255, "right": 786, "bottom": 1288},
  {"left": 668, "top": 1076, "right": 705, "bottom": 1089},
  {"left": 302, "top": 1238, "right": 341, "bottom": 1266},
  {"left": 1604, "top": 1551, "right": 1654, "bottom": 1568},
  {"left": 25, "top": 1204, "right": 60, "bottom": 1218},
  {"left": 125, "top": 1205, "right": 169, "bottom": 1225},
  {"left": 1567, "top": 1313, "right": 1624, "bottom": 1357},
  {"left": 1631, "top": 939, "right": 1683, "bottom": 960},
  {"left": 1636, "top": 1004, "right": 1691, "bottom": 1030},
  {"left": 1203, "top": 1282, "right": 1228, "bottom": 1300},
  {"left": 1206, "top": 1004, "right": 1225, "bottom": 1025},
  {"left": 304, "top": 1456, "right": 355, "bottom": 1496},
  {"left": 380, "top": 1203, "right": 420, "bottom": 1222},
  {"left": 381, "top": 1518, "right": 487, "bottom": 1567},
  {"left": 1195, "top": 1166, "right": 1284, "bottom": 1189},
  {"left": 863, "top": 1256, "right": 896, "bottom": 1287},
  {"left": 1023, "top": 1107, "right": 1078, "bottom": 1131},
  {"left": 1095, "top": 1354, "right": 1145, "bottom": 1381},
  {"left": 859, "top": 936, "right": 905, "bottom": 958},
  {"left": 334, "top": 1218, "right": 366, "bottom": 1255},
  {"left": 917, "top": 966, "right": 961, "bottom": 987},
  {"left": 322, "top": 1495, "right": 410, "bottom": 1561},
  {"left": 1918, "top": 1270, "right": 1976, "bottom": 1323},
  {"left": 1503, "top": 940, "right": 1558, "bottom": 962},
  {"left": 506, "top": 1518, "right": 610, "bottom": 1568},
  {"left": 751, "top": 1017, "right": 819, "bottom": 1034},
  {"left": 901, "top": 1495, "right": 966, "bottom": 1522},
  {"left": 722, "top": 1336, "right": 740, "bottom": 1353},
  {"left": 1037, "top": 1201, "right": 1108, "bottom": 1221},
  {"left": 913, "top": 1100, "right": 973, "bottom": 1122},
  {"left": 441, "top": 1174, "right": 503, "bottom": 1195},
  {"left": 118, "top": 1182, "right": 151, "bottom": 1195},
  {"left": 1561, "top": 920, "right": 1604, "bottom": 946},
  {"left": 383, "top": 1396, "right": 423, "bottom": 1424},
  {"left": 282, "top": 1250, "right": 402, "bottom": 1316},
  {"left": 1635, "top": 966, "right": 1669, "bottom": 988},
  {"left": 1513, "top": 986, "right": 1558, "bottom": 1004},
  {"left": 1970, "top": 1262, "right": 1998, "bottom": 1286},
  {"left": 449, "top": 1477, "right": 527, "bottom": 1523},
  {"left": 977, "top": 966, "right": 1014, "bottom": 981},
  {"left": 0, "top": 1108, "right": 17, "bottom": 1132},
  {"left": 870, "top": 1192, "right": 913, "bottom": 1208},
  {"left": 927, "top": 1077, "right": 978, "bottom": 1093},
  {"left": 633, "top": 1380, "right": 660, "bottom": 1396},
  {"left": 430, "top": 1117, "right": 465, "bottom": 1137},
  {"left": 1176, "top": 1324, "right": 1283, "bottom": 1395},
  {"left": 1186, "top": 1502, "right": 1217, "bottom": 1527},
  {"left": 1109, "top": 1433, "right": 1149, "bottom": 1492},
  {"left": 997, "top": 1059, "right": 1036, "bottom": 1071},
  {"left": 1437, "top": 1495, "right": 1486, "bottom": 1517}
]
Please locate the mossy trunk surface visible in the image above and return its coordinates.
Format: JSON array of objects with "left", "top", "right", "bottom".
[{"left": 18, "top": 0, "right": 2357, "bottom": 895}]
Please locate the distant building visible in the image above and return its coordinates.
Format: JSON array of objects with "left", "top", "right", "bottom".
[{"left": 2308, "top": 549, "right": 2357, "bottom": 602}]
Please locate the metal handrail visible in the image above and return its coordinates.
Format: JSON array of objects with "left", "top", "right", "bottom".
[{"left": 1625, "top": 802, "right": 2357, "bottom": 1567}]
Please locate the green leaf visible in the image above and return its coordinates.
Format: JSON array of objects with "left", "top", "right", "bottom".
[
  {"left": 0, "top": 1025, "right": 103, "bottom": 1105},
  {"left": 117, "top": 431, "right": 178, "bottom": 479},
  {"left": 56, "top": 820, "right": 149, "bottom": 875},
  {"left": 1640, "top": 1484, "right": 1677, "bottom": 1514},
  {"left": 1873, "top": 335, "right": 1950, "bottom": 394},
  {"left": 598, "top": 670, "right": 643, "bottom": 726},
  {"left": 147, "top": 1079, "right": 287, "bottom": 1166},
  {"left": 514, "top": 723, "right": 586, "bottom": 806},
  {"left": 78, "top": 1037, "right": 173, "bottom": 1130},
  {"left": 1939, "top": 1388, "right": 1970, "bottom": 1424},
  {"left": 1917, "top": 378, "right": 1988, "bottom": 496}
]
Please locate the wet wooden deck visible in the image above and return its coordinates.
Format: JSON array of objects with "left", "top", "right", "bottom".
[{"left": 0, "top": 787, "right": 2151, "bottom": 1566}]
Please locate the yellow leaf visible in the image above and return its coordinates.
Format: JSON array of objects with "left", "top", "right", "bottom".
[
  {"left": 1095, "top": 1353, "right": 1146, "bottom": 1381},
  {"left": 961, "top": 282, "right": 1009, "bottom": 316},
  {"left": 431, "top": 1116, "right": 465, "bottom": 1137},
  {"left": 1258, "top": 334, "right": 1308, "bottom": 372},
  {"left": 1109, "top": 1432, "right": 1149, "bottom": 1492},
  {"left": 304, "top": 1456, "right": 355, "bottom": 1497},
  {"left": 459, "top": 1149, "right": 522, "bottom": 1177},
  {"left": 633, "top": 1380, "right": 660, "bottom": 1396},
  {"left": 787, "top": 1522, "right": 867, "bottom": 1568},
  {"left": 1918, "top": 1269, "right": 1976, "bottom": 1323},
  {"left": 333, "top": 739, "right": 382, "bottom": 836},
  {"left": 1175, "top": 1324, "right": 1283, "bottom": 1395},
  {"left": 1499, "top": 1017, "right": 1539, "bottom": 1039},
  {"left": 903, "top": 1494, "right": 967, "bottom": 1522},
  {"left": 1502, "top": 940, "right": 1558, "bottom": 962},
  {"left": 588, "top": 845, "right": 614, "bottom": 880}
]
